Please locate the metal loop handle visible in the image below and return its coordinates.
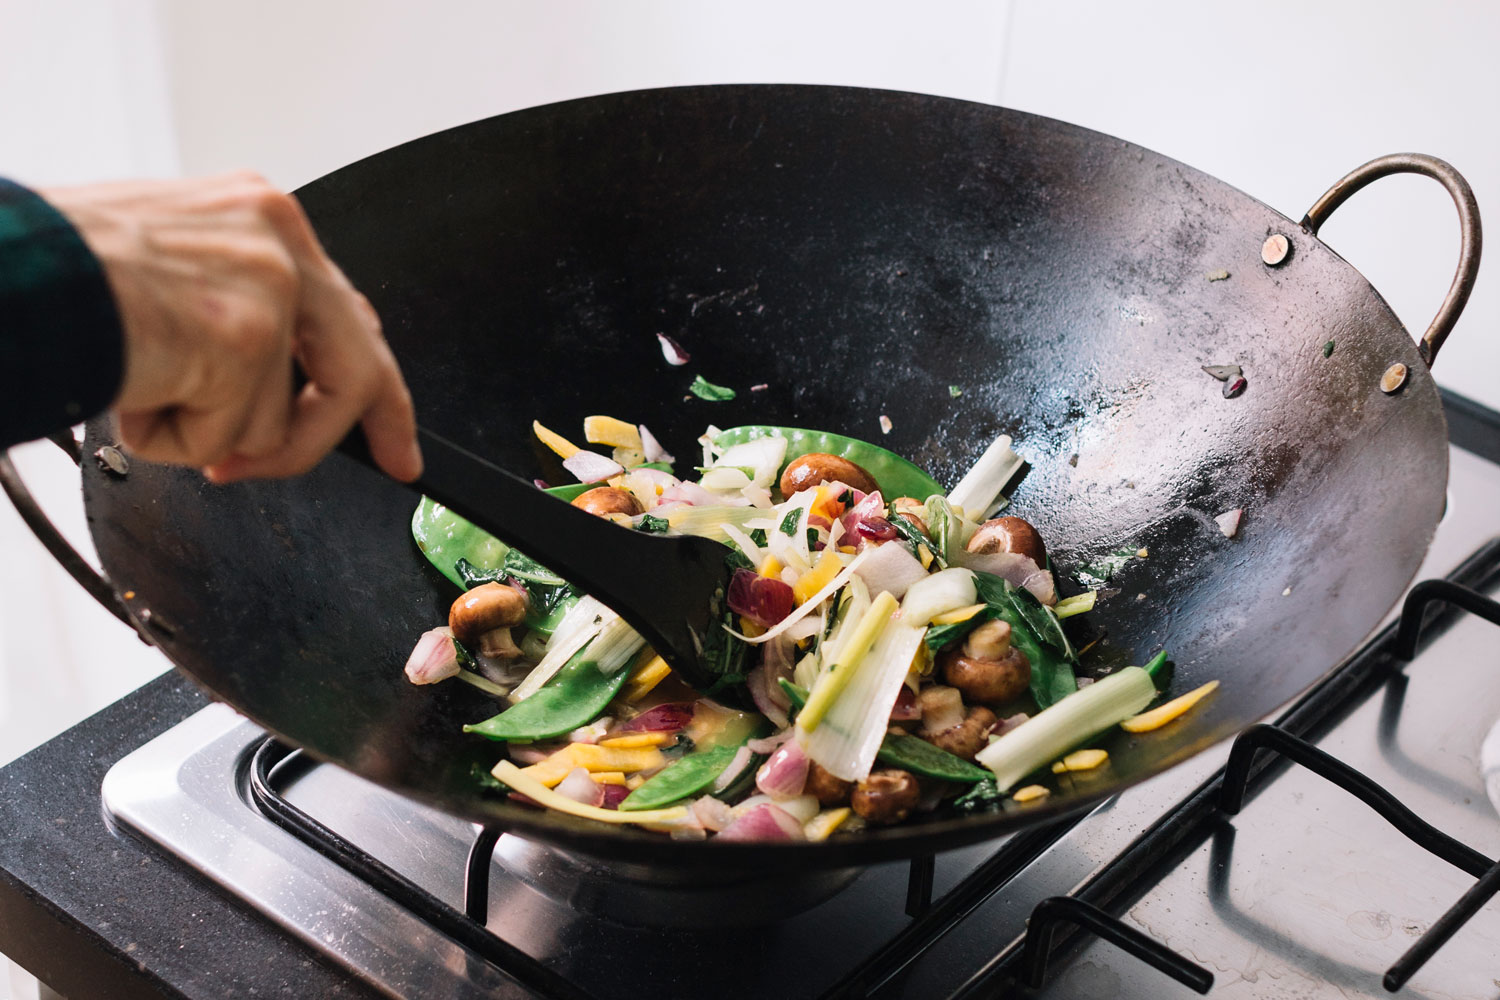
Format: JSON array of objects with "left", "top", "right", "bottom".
[
  {"left": 0, "top": 448, "right": 139, "bottom": 634},
  {"left": 1300, "top": 153, "right": 1481, "bottom": 367}
]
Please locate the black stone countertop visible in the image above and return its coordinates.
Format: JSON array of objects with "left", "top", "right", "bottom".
[{"left": 0, "top": 672, "right": 381, "bottom": 999}]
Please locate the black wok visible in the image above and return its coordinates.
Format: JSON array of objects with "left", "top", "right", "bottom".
[{"left": 59, "top": 86, "right": 1484, "bottom": 869}]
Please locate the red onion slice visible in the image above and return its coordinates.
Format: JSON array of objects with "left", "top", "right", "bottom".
[
  {"left": 715, "top": 803, "right": 806, "bottom": 842},
  {"left": 1215, "top": 508, "right": 1243, "bottom": 538},
  {"left": 710, "top": 746, "right": 754, "bottom": 793},
  {"left": 562, "top": 451, "right": 625, "bottom": 484},
  {"left": 656, "top": 332, "right": 690, "bottom": 366},
  {"left": 599, "top": 784, "right": 630, "bottom": 810},
  {"left": 637, "top": 423, "right": 674, "bottom": 465},
  {"left": 727, "top": 569, "right": 796, "bottom": 627},
  {"left": 890, "top": 685, "right": 922, "bottom": 721},
  {"left": 755, "top": 739, "right": 809, "bottom": 799},
  {"left": 404, "top": 628, "right": 460, "bottom": 685},
  {"left": 554, "top": 767, "right": 605, "bottom": 808},
  {"left": 691, "top": 795, "right": 736, "bottom": 831},
  {"left": 615, "top": 702, "right": 694, "bottom": 734},
  {"left": 955, "top": 550, "right": 1057, "bottom": 605},
  {"left": 747, "top": 729, "right": 795, "bottom": 755}
]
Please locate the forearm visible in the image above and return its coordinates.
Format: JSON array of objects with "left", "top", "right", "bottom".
[{"left": 0, "top": 178, "right": 124, "bottom": 449}]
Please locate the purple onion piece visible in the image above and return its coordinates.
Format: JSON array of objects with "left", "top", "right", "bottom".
[
  {"left": 616, "top": 702, "right": 694, "bottom": 734},
  {"left": 727, "top": 569, "right": 796, "bottom": 627}
]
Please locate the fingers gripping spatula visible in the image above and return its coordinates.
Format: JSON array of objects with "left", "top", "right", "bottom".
[{"left": 341, "top": 428, "right": 739, "bottom": 692}]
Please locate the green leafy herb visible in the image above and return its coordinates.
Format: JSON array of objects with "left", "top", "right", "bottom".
[
  {"left": 779, "top": 508, "right": 803, "bottom": 536},
  {"left": 637, "top": 513, "right": 671, "bottom": 534},
  {"left": 469, "top": 762, "right": 509, "bottom": 794},
  {"left": 1075, "top": 548, "right": 1137, "bottom": 588},
  {"left": 689, "top": 375, "right": 737, "bottom": 401},
  {"left": 1322, "top": 340, "right": 1336, "bottom": 358},
  {"left": 806, "top": 527, "right": 820, "bottom": 551},
  {"left": 502, "top": 549, "right": 566, "bottom": 586},
  {"left": 925, "top": 614, "right": 992, "bottom": 653},
  {"left": 972, "top": 572, "right": 1078, "bottom": 708},
  {"left": 952, "top": 779, "right": 1005, "bottom": 814},
  {"left": 948, "top": 385, "right": 963, "bottom": 398},
  {"left": 749, "top": 527, "right": 768, "bottom": 547}
]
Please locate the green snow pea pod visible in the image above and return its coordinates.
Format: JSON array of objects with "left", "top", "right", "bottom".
[
  {"left": 463, "top": 644, "right": 629, "bottom": 741},
  {"left": 712, "top": 426, "right": 943, "bottom": 500},
  {"left": 617, "top": 743, "right": 740, "bottom": 811},
  {"left": 876, "top": 731, "right": 990, "bottom": 783},
  {"left": 412, "top": 497, "right": 510, "bottom": 588}
]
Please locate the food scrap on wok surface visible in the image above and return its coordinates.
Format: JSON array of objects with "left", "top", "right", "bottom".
[{"left": 404, "top": 418, "right": 1216, "bottom": 841}]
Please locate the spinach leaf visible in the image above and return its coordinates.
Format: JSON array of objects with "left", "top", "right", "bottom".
[
  {"left": 952, "top": 779, "right": 1005, "bottom": 814},
  {"left": 637, "top": 513, "right": 671, "bottom": 534},
  {"left": 689, "top": 375, "right": 737, "bottom": 401},
  {"left": 972, "top": 572, "right": 1078, "bottom": 709},
  {"left": 779, "top": 508, "right": 802, "bottom": 536}
]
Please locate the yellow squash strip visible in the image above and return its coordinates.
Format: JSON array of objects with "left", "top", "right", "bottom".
[
  {"left": 591, "top": 771, "right": 627, "bottom": 786},
  {"left": 494, "top": 761, "right": 688, "bottom": 826},
  {"left": 1051, "top": 748, "right": 1109, "bottom": 774},
  {"left": 917, "top": 544, "right": 934, "bottom": 569},
  {"left": 583, "top": 415, "right": 642, "bottom": 450},
  {"left": 1013, "top": 785, "right": 1050, "bottom": 803},
  {"left": 804, "top": 807, "right": 852, "bottom": 842},
  {"left": 793, "top": 548, "right": 845, "bottom": 606},
  {"left": 798, "top": 591, "right": 900, "bottom": 733},
  {"left": 739, "top": 616, "right": 767, "bottom": 638},
  {"left": 1054, "top": 590, "right": 1098, "bottom": 620},
  {"left": 626, "top": 774, "right": 647, "bottom": 790},
  {"left": 622, "top": 652, "right": 671, "bottom": 703},
  {"left": 759, "top": 555, "right": 783, "bottom": 579},
  {"left": 1120, "top": 680, "right": 1220, "bottom": 733},
  {"left": 532, "top": 420, "right": 581, "bottom": 459},
  {"left": 931, "top": 603, "right": 987, "bottom": 626},
  {"left": 598, "top": 731, "right": 674, "bottom": 750},
  {"left": 514, "top": 744, "right": 667, "bottom": 787}
]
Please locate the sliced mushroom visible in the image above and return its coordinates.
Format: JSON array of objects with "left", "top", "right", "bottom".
[
  {"left": 851, "top": 769, "right": 921, "bottom": 824},
  {"left": 942, "top": 646, "right": 1031, "bottom": 705},
  {"left": 779, "top": 453, "right": 879, "bottom": 497},
  {"left": 966, "top": 516, "right": 1047, "bottom": 567},
  {"left": 922, "top": 705, "right": 997, "bottom": 760},
  {"left": 449, "top": 582, "right": 528, "bottom": 644}
]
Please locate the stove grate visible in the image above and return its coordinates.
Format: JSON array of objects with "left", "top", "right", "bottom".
[{"left": 947, "top": 538, "right": 1500, "bottom": 999}]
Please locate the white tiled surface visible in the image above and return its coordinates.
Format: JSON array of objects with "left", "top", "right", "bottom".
[{"left": 1, "top": 2, "right": 1498, "bottom": 995}]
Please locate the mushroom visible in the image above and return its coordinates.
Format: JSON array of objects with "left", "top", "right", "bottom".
[
  {"left": 851, "top": 769, "right": 921, "bottom": 824},
  {"left": 449, "top": 582, "right": 528, "bottom": 659},
  {"left": 778, "top": 453, "right": 879, "bottom": 497},
  {"left": 922, "top": 705, "right": 998, "bottom": 760},
  {"left": 572, "top": 486, "right": 644, "bottom": 518},
  {"left": 942, "top": 619, "right": 1031, "bottom": 704},
  {"left": 966, "top": 516, "right": 1047, "bottom": 567},
  {"left": 805, "top": 761, "right": 854, "bottom": 807},
  {"left": 890, "top": 496, "right": 930, "bottom": 537}
]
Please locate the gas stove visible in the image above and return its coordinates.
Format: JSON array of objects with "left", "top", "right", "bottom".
[{"left": 2, "top": 389, "right": 1498, "bottom": 999}]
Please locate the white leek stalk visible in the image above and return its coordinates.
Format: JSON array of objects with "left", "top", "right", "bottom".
[
  {"left": 803, "top": 617, "right": 926, "bottom": 781},
  {"left": 900, "top": 568, "right": 978, "bottom": 625},
  {"left": 798, "top": 590, "right": 898, "bottom": 733},
  {"left": 511, "top": 598, "right": 611, "bottom": 702},
  {"left": 946, "top": 433, "right": 1024, "bottom": 521},
  {"left": 585, "top": 615, "right": 647, "bottom": 676},
  {"left": 710, "top": 436, "right": 787, "bottom": 490},
  {"left": 665, "top": 504, "right": 765, "bottom": 542},
  {"left": 976, "top": 666, "right": 1156, "bottom": 791}
]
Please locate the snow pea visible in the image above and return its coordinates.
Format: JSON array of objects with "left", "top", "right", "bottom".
[
  {"left": 876, "top": 731, "right": 990, "bottom": 783},
  {"left": 713, "top": 426, "right": 943, "bottom": 500},
  {"left": 617, "top": 743, "right": 739, "bottom": 811},
  {"left": 463, "top": 643, "right": 629, "bottom": 741}
]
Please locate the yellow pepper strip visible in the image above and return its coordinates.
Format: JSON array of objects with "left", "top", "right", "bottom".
[
  {"left": 931, "top": 603, "right": 987, "bottom": 626},
  {"left": 1013, "top": 785, "right": 1051, "bottom": 803},
  {"left": 598, "top": 731, "right": 674, "bottom": 750},
  {"left": 1120, "top": 680, "right": 1220, "bottom": 733},
  {"left": 583, "top": 415, "right": 643, "bottom": 451},
  {"left": 513, "top": 743, "right": 667, "bottom": 787},
  {"left": 793, "top": 548, "right": 844, "bottom": 606},
  {"left": 591, "top": 771, "right": 627, "bottom": 786},
  {"left": 493, "top": 761, "right": 688, "bottom": 826},
  {"left": 837, "top": 545, "right": 857, "bottom": 555},
  {"left": 626, "top": 774, "right": 647, "bottom": 790},
  {"left": 739, "top": 616, "right": 767, "bottom": 638},
  {"left": 532, "top": 420, "right": 580, "bottom": 459},
  {"left": 1054, "top": 590, "right": 1098, "bottom": 620},
  {"left": 917, "top": 543, "right": 934, "bottom": 569},
  {"left": 1051, "top": 748, "right": 1109, "bottom": 774},
  {"left": 622, "top": 652, "right": 670, "bottom": 703},
  {"left": 798, "top": 591, "right": 899, "bottom": 733},
  {"left": 810, "top": 485, "right": 844, "bottom": 522},
  {"left": 759, "top": 555, "right": 783, "bottom": 579},
  {"left": 803, "top": 807, "right": 852, "bottom": 842}
]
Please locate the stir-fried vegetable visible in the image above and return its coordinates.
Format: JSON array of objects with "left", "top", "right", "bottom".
[{"left": 402, "top": 413, "right": 1201, "bottom": 841}]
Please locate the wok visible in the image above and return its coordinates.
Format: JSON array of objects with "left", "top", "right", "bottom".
[{"left": 31, "top": 86, "right": 1488, "bottom": 869}]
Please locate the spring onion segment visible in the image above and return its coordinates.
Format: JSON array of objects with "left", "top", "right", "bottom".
[
  {"left": 1054, "top": 590, "right": 1098, "bottom": 619},
  {"left": 798, "top": 591, "right": 898, "bottom": 733},
  {"left": 901, "top": 568, "right": 978, "bottom": 625},
  {"left": 976, "top": 666, "right": 1156, "bottom": 791},
  {"left": 945, "top": 433, "right": 1024, "bottom": 520},
  {"left": 803, "top": 617, "right": 926, "bottom": 781}
]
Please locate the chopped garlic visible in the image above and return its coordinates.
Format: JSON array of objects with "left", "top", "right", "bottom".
[
  {"left": 1051, "top": 748, "right": 1109, "bottom": 774},
  {"left": 1012, "top": 785, "right": 1051, "bottom": 803}
]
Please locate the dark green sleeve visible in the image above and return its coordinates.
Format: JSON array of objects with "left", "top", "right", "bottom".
[{"left": 0, "top": 178, "right": 124, "bottom": 449}]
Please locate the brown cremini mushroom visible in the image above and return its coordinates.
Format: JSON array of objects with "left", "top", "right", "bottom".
[
  {"left": 449, "top": 582, "right": 528, "bottom": 644},
  {"left": 572, "top": 486, "right": 644, "bottom": 518},
  {"left": 942, "top": 645, "right": 1031, "bottom": 705},
  {"left": 922, "top": 705, "right": 998, "bottom": 760},
  {"left": 778, "top": 453, "right": 879, "bottom": 498},
  {"left": 805, "top": 762, "right": 854, "bottom": 807},
  {"left": 890, "top": 497, "right": 930, "bottom": 537},
  {"left": 851, "top": 769, "right": 921, "bottom": 824},
  {"left": 966, "top": 515, "right": 1047, "bottom": 567}
]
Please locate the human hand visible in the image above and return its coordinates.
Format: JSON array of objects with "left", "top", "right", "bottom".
[{"left": 41, "top": 172, "right": 422, "bottom": 483}]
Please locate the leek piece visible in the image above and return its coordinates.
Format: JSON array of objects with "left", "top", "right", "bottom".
[
  {"left": 804, "top": 618, "right": 926, "bottom": 780},
  {"left": 1054, "top": 590, "right": 1098, "bottom": 619},
  {"left": 510, "top": 598, "right": 611, "bottom": 702},
  {"left": 455, "top": 669, "right": 509, "bottom": 698},
  {"left": 492, "top": 761, "right": 688, "bottom": 826},
  {"left": 798, "top": 591, "right": 899, "bottom": 733},
  {"left": 976, "top": 666, "right": 1155, "bottom": 791},
  {"left": 946, "top": 433, "right": 1024, "bottom": 520},
  {"left": 665, "top": 504, "right": 766, "bottom": 543}
]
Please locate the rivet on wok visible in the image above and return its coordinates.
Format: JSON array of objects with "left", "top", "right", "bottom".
[
  {"left": 1261, "top": 233, "right": 1291, "bottom": 266},
  {"left": 93, "top": 445, "right": 129, "bottom": 477},
  {"left": 1381, "top": 363, "right": 1409, "bottom": 394}
]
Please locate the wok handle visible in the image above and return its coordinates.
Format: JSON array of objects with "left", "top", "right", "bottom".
[
  {"left": 0, "top": 437, "right": 140, "bottom": 633},
  {"left": 1300, "top": 153, "right": 1481, "bottom": 367}
]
